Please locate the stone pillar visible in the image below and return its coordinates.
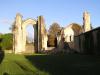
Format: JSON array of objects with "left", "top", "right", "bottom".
[
  {"left": 38, "top": 16, "right": 47, "bottom": 51},
  {"left": 57, "top": 35, "right": 61, "bottom": 48},
  {"left": 58, "top": 28, "right": 65, "bottom": 49},
  {"left": 43, "top": 35, "right": 48, "bottom": 50},
  {"left": 34, "top": 23, "right": 38, "bottom": 53},
  {"left": 14, "top": 13, "right": 23, "bottom": 54},
  {"left": 83, "top": 11, "right": 91, "bottom": 32}
]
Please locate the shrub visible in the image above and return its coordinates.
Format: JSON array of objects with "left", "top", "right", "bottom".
[{"left": 0, "top": 33, "right": 13, "bottom": 50}]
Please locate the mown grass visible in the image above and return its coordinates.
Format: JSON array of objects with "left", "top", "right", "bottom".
[
  {"left": 0, "top": 53, "right": 48, "bottom": 75},
  {"left": 0, "top": 53, "right": 100, "bottom": 75}
]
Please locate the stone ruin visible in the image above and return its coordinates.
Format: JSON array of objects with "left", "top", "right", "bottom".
[
  {"left": 12, "top": 11, "right": 92, "bottom": 54},
  {"left": 56, "top": 11, "right": 92, "bottom": 52},
  {"left": 12, "top": 13, "right": 48, "bottom": 54}
]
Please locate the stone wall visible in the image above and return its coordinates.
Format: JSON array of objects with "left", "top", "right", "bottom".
[{"left": 74, "top": 27, "right": 100, "bottom": 54}]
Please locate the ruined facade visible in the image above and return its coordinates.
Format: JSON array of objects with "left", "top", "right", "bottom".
[
  {"left": 12, "top": 11, "right": 92, "bottom": 54},
  {"left": 13, "top": 13, "right": 47, "bottom": 54},
  {"left": 57, "top": 23, "right": 82, "bottom": 50},
  {"left": 57, "top": 11, "right": 91, "bottom": 50}
]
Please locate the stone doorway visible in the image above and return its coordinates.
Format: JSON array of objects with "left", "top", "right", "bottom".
[{"left": 25, "top": 25, "right": 34, "bottom": 53}]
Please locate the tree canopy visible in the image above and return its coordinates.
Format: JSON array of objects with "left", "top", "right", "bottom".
[
  {"left": 48, "top": 22, "right": 61, "bottom": 36},
  {"left": 48, "top": 22, "right": 61, "bottom": 47}
]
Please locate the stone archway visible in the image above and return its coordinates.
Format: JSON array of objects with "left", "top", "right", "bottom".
[
  {"left": 22, "top": 19, "right": 37, "bottom": 53},
  {"left": 13, "top": 13, "right": 47, "bottom": 54}
]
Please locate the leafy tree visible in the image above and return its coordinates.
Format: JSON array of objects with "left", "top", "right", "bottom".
[
  {"left": 48, "top": 22, "right": 61, "bottom": 47},
  {"left": 48, "top": 22, "right": 61, "bottom": 36},
  {"left": 0, "top": 33, "right": 13, "bottom": 50}
]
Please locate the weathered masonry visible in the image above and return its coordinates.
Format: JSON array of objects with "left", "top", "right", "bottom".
[{"left": 12, "top": 13, "right": 47, "bottom": 54}]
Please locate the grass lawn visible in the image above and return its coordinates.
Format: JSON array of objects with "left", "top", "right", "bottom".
[
  {"left": 0, "top": 53, "right": 100, "bottom": 75},
  {"left": 0, "top": 53, "right": 48, "bottom": 75}
]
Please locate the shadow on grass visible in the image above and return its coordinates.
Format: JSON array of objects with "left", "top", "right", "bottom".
[
  {"left": 25, "top": 54, "right": 100, "bottom": 75},
  {"left": 3, "top": 72, "right": 9, "bottom": 75}
]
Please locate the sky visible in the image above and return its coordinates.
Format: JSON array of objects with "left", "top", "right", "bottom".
[{"left": 0, "top": 0, "right": 100, "bottom": 34}]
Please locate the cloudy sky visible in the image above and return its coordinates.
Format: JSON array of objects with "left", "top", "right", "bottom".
[{"left": 0, "top": 0, "right": 100, "bottom": 34}]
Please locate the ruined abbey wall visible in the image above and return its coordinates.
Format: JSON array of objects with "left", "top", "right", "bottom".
[{"left": 13, "top": 14, "right": 47, "bottom": 54}]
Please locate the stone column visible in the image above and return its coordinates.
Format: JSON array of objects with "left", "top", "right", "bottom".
[
  {"left": 34, "top": 23, "right": 38, "bottom": 53},
  {"left": 37, "top": 16, "right": 48, "bottom": 51},
  {"left": 57, "top": 34, "right": 61, "bottom": 48},
  {"left": 14, "top": 13, "right": 23, "bottom": 54}
]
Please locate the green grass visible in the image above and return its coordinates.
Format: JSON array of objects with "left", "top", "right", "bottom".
[
  {"left": 0, "top": 53, "right": 48, "bottom": 75},
  {"left": 0, "top": 53, "right": 100, "bottom": 75}
]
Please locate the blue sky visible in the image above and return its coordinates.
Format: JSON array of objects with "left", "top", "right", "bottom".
[{"left": 0, "top": 0, "right": 100, "bottom": 33}]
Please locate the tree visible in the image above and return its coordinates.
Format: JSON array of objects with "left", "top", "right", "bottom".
[
  {"left": 0, "top": 33, "right": 13, "bottom": 50},
  {"left": 48, "top": 22, "right": 61, "bottom": 47},
  {"left": 48, "top": 22, "right": 61, "bottom": 36}
]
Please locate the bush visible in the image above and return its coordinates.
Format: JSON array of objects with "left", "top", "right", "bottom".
[{"left": 0, "top": 33, "right": 13, "bottom": 50}]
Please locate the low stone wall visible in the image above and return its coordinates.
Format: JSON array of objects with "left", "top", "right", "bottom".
[{"left": 74, "top": 27, "right": 100, "bottom": 54}]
